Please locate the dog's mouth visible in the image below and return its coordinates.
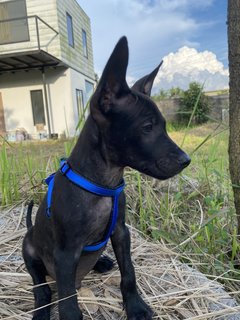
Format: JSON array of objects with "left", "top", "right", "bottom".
[
  {"left": 156, "top": 160, "right": 185, "bottom": 178},
  {"left": 139, "top": 160, "right": 186, "bottom": 180},
  {"left": 139, "top": 165, "right": 173, "bottom": 180}
]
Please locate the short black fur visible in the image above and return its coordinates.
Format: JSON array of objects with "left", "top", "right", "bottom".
[{"left": 22, "top": 36, "right": 190, "bottom": 320}]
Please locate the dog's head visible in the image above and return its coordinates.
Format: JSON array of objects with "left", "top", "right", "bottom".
[{"left": 90, "top": 37, "right": 190, "bottom": 180}]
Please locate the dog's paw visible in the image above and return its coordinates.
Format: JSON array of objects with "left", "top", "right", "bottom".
[
  {"left": 126, "top": 296, "right": 153, "bottom": 320},
  {"left": 58, "top": 302, "right": 83, "bottom": 320},
  {"left": 93, "top": 255, "right": 114, "bottom": 273},
  {"left": 32, "top": 308, "right": 50, "bottom": 320},
  {"left": 59, "top": 310, "right": 83, "bottom": 320}
]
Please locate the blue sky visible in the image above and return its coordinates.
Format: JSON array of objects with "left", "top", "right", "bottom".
[
  {"left": 80, "top": 0, "right": 228, "bottom": 91},
  {"left": 188, "top": 1, "right": 227, "bottom": 64}
]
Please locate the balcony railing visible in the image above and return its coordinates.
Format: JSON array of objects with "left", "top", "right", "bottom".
[{"left": 0, "top": 15, "right": 59, "bottom": 56}]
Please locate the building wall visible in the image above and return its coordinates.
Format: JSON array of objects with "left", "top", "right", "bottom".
[
  {"left": 156, "top": 94, "right": 229, "bottom": 123},
  {"left": 69, "top": 69, "right": 94, "bottom": 127},
  {"left": 208, "top": 94, "right": 229, "bottom": 122},
  {"left": 0, "top": 67, "right": 94, "bottom": 137},
  {"left": 0, "top": 0, "right": 95, "bottom": 138},
  {"left": 156, "top": 98, "right": 180, "bottom": 122},
  {"left": 56, "top": 0, "right": 95, "bottom": 79},
  {"left": 26, "top": 0, "right": 60, "bottom": 57},
  {"left": 0, "top": 0, "right": 95, "bottom": 81}
]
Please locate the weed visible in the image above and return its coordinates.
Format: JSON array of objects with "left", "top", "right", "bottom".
[{"left": 0, "top": 121, "right": 239, "bottom": 294}]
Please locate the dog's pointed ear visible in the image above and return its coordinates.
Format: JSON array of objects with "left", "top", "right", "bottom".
[
  {"left": 131, "top": 61, "right": 163, "bottom": 96},
  {"left": 90, "top": 37, "right": 130, "bottom": 122}
]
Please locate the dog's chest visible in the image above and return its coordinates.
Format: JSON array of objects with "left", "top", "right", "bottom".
[
  {"left": 83, "top": 196, "right": 113, "bottom": 241},
  {"left": 91, "top": 196, "right": 112, "bottom": 222}
]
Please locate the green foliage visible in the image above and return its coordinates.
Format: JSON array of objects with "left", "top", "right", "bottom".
[
  {"left": 0, "top": 140, "right": 63, "bottom": 206},
  {"left": 152, "top": 87, "right": 184, "bottom": 101},
  {"left": 126, "top": 128, "right": 240, "bottom": 285},
  {"left": 0, "top": 122, "right": 239, "bottom": 292},
  {"left": 152, "top": 89, "right": 168, "bottom": 100},
  {"left": 178, "top": 82, "right": 210, "bottom": 125},
  {"left": 169, "top": 86, "right": 184, "bottom": 98}
]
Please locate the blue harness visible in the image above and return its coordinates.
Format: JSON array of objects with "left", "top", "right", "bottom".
[{"left": 45, "top": 160, "right": 125, "bottom": 252}]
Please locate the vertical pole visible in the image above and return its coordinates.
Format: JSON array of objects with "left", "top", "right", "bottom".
[
  {"left": 35, "top": 16, "right": 40, "bottom": 51},
  {"left": 42, "top": 67, "right": 51, "bottom": 137}
]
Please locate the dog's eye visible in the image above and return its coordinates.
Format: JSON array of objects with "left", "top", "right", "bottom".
[{"left": 142, "top": 123, "right": 153, "bottom": 133}]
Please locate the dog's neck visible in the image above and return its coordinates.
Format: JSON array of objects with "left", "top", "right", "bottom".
[{"left": 68, "top": 115, "right": 124, "bottom": 188}]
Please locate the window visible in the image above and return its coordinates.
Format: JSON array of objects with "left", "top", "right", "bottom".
[
  {"left": 82, "top": 29, "right": 88, "bottom": 58},
  {"left": 30, "top": 90, "right": 46, "bottom": 125},
  {"left": 85, "top": 81, "right": 94, "bottom": 105},
  {"left": 76, "top": 89, "right": 84, "bottom": 120},
  {"left": 66, "top": 12, "right": 74, "bottom": 47},
  {"left": 0, "top": 0, "right": 29, "bottom": 45}
]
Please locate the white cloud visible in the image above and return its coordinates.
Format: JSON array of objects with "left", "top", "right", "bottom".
[
  {"left": 80, "top": 0, "right": 213, "bottom": 77},
  {"left": 79, "top": 0, "right": 227, "bottom": 92},
  {"left": 153, "top": 46, "right": 229, "bottom": 92}
]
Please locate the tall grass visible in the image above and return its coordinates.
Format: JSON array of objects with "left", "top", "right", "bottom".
[
  {"left": 125, "top": 127, "right": 240, "bottom": 290},
  {"left": 0, "top": 141, "right": 64, "bottom": 206},
  {"left": 0, "top": 101, "right": 90, "bottom": 206},
  {"left": 0, "top": 116, "right": 239, "bottom": 293}
]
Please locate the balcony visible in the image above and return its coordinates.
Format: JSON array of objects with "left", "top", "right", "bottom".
[{"left": 0, "top": 15, "right": 65, "bottom": 73}]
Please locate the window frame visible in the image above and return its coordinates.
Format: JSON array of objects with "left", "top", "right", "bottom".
[
  {"left": 82, "top": 29, "right": 88, "bottom": 58},
  {"left": 85, "top": 80, "right": 94, "bottom": 105},
  {"left": 30, "top": 89, "right": 46, "bottom": 126},
  {"left": 66, "top": 12, "right": 74, "bottom": 48},
  {"left": 76, "top": 89, "right": 85, "bottom": 120}
]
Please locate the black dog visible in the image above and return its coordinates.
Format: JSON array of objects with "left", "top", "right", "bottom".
[{"left": 22, "top": 37, "right": 190, "bottom": 320}]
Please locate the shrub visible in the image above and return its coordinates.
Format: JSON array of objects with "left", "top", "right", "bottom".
[{"left": 178, "top": 82, "right": 210, "bottom": 125}]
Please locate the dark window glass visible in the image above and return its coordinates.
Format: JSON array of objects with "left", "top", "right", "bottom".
[
  {"left": 76, "top": 89, "right": 84, "bottom": 120},
  {"left": 0, "top": 0, "right": 29, "bottom": 45},
  {"left": 82, "top": 29, "right": 88, "bottom": 58},
  {"left": 66, "top": 12, "right": 74, "bottom": 47},
  {"left": 85, "top": 80, "right": 94, "bottom": 105},
  {"left": 30, "top": 90, "right": 46, "bottom": 125}
]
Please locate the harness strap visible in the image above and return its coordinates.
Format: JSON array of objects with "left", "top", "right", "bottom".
[{"left": 45, "top": 160, "right": 125, "bottom": 252}]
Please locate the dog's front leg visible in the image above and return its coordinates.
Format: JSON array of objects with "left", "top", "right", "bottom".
[
  {"left": 54, "top": 247, "right": 83, "bottom": 320},
  {"left": 111, "top": 220, "right": 153, "bottom": 320}
]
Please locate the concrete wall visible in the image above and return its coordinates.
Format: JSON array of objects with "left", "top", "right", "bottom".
[
  {"left": 156, "top": 98, "right": 180, "bottom": 122},
  {"left": 156, "top": 94, "right": 229, "bottom": 123},
  {"left": 208, "top": 94, "right": 229, "bottom": 122},
  {"left": 56, "top": 0, "right": 95, "bottom": 79},
  {"left": 0, "top": 0, "right": 95, "bottom": 138},
  {"left": 0, "top": 67, "right": 94, "bottom": 138}
]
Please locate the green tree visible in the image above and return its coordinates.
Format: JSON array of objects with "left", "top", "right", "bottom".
[
  {"left": 158, "top": 89, "right": 169, "bottom": 99},
  {"left": 178, "top": 82, "right": 210, "bottom": 125},
  {"left": 169, "top": 87, "right": 184, "bottom": 98}
]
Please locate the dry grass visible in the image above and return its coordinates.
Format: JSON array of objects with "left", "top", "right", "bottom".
[{"left": 0, "top": 203, "right": 239, "bottom": 320}]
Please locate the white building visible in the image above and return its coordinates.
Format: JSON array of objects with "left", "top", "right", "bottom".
[{"left": 0, "top": 0, "right": 95, "bottom": 139}]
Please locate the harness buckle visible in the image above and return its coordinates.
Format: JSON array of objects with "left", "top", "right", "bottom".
[{"left": 60, "top": 161, "right": 70, "bottom": 176}]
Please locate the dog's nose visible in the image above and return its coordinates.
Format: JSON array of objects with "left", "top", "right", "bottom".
[{"left": 178, "top": 153, "right": 191, "bottom": 168}]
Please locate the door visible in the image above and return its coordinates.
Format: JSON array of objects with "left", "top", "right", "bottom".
[
  {"left": 0, "top": 92, "right": 6, "bottom": 134},
  {"left": 30, "top": 90, "right": 46, "bottom": 128}
]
